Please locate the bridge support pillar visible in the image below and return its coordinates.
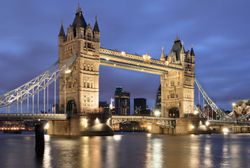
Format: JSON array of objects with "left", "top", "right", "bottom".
[
  {"left": 149, "top": 125, "right": 163, "bottom": 134},
  {"left": 35, "top": 123, "right": 45, "bottom": 155},
  {"left": 47, "top": 116, "right": 80, "bottom": 136},
  {"left": 47, "top": 113, "right": 113, "bottom": 136},
  {"left": 175, "top": 117, "right": 200, "bottom": 134}
]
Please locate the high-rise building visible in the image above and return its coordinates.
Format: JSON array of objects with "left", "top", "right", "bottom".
[
  {"left": 114, "top": 87, "right": 130, "bottom": 115},
  {"left": 99, "top": 101, "right": 109, "bottom": 113},
  {"left": 134, "top": 98, "right": 147, "bottom": 115}
]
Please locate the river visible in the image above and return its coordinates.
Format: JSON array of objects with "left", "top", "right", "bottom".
[{"left": 0, "top": 133, "right": 249, "bottom": 168}]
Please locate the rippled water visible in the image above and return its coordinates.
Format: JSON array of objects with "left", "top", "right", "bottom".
[{"left": 0, "top": 133, "right": 249, "bottom": 168}]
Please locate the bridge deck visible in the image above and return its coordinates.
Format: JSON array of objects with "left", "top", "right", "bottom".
[
  {"left": 209, "top": 120, "right": 250, "bottom": 126},
  {"left": 0, "top": 113, "right": 67, "bottom": 121},
  {"left": 100, "top": 48, "right": 182, "bottom": 75}
]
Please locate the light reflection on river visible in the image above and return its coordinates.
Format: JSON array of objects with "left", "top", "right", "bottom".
[{"left": 0, "top": 133, "right": 249, "bottom": 168}]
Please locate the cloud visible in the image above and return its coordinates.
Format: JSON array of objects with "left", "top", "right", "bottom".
[{"left": 0, "top": 0, "right": 250, "bottom": 111}]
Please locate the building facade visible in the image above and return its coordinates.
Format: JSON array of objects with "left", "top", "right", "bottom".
[
  {"left": 155, "top": 85, "right": 161, "bottom": 111},
  {"left": 134, "top": 98, "right": 147, "bottom": 115},
  {"left": 58, "top": 6, "right": 100, "bottom": 114},
  {"left": 160, "top": 37, "right": 195, "bottom": 118},
  {"left": 114, "top": 88, "right": 130, "bottom": 115}
]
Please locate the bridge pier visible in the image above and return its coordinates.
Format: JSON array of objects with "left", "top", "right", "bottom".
[
  {"left": 48, "top": 116, "right": 80, "bottom": 136},
  {"left": 35, "top": 123, "right": 45, "bottom": 155},
  {"left": 47, "top": 113, "right": 113, "bottom": 136}
]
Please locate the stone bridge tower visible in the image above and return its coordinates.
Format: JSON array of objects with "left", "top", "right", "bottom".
[
  {"left": 160, "top": 37, "right": 195, "bottom": 118},
  {"left": 58, "top": 6, "right": 100, "bottom": 114}
]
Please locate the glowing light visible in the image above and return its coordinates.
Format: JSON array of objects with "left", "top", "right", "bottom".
[
  {"left": 44, "top": 135, "right": 50, "bottom": 141},
  {"left": 190, "top": 125, "right": 195, "bottom": 130},
  {"left": 8, "top": 100, "right": 13, "bottom": 103},
  {"left": 143, "top": 53, "right": 151, "bottom": 62},
  {"left": 105, "top": 58, "right": 109, "bottom": 61},
  {"left": 95, "top": 118, "right": 100, "bottom": 125},
  {"left": 109, "top": 98, "right": 114, "bottom": 110},
  {"left": 114, "top": 64, "right": 116, "bottom": 67},
  {"left": 113, "top": 135, "right": 122, "bottom": 141},
  {"left": 232, "top": 102, "right": 236, "bottom": 107},
  {"left": 165, "top": 61, "right": 169, "bottom": 65},
  {"left": 147, "top": 133, "right": 152, "bottom": 138},
  {"left": 121, "top": 51, "right": 126, "bottom": 56},
  {"left": 65, "top": 68, "right": 72, "bottom": 74},
  {"left": 205, "top": 121, "right": 210, "bottom": 126},
  {"left": 194, "top": 110, "right": 199, "bottom": 115},
  {"left": 44, "top": 122, "right": 49, "bottom": 130},
  {"left": 154, "top": 110, "right": 161, "bottom": 117},
  {"left": 81, "top": 118, "right": 88, "bottom": 128},
  {"left": 222, "top": 127, "right": 229, "bottom": 135},
  {"left": 147, "top": 125, "right": 152, "bottom": 131}
]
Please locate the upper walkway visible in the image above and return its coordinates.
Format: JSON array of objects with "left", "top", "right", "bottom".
[{"left": 99, "top": 48, "right": 182, "bottom": 75}]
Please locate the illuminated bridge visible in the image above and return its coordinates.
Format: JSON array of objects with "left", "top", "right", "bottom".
[{"left": 0, "top": 5, "right": 249, "bottom": 136}]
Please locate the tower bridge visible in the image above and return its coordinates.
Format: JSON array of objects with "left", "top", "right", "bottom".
[{"left": 0, "top": 5, "right": 249, "bottom": 136}]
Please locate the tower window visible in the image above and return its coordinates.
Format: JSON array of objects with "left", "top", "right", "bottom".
[{"left": 87, "top": 33, "right": 91, "bottom": 40}]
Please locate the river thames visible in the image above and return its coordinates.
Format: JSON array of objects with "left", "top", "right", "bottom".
[{"left": 0, "top": 133, "right": 249, "bottom": 168}]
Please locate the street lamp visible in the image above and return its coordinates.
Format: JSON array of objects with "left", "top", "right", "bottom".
[
  {"left": 194, "top": 110, "right": 199, "bottom": 115},
  {"left": 65, "top": 68, "right": 72, "bottom": 74},
  {"left": 154, "top": 109, "right": 161, "bottom": 117},
  {"left": 232, "top": 102, "right": 236, "bottom": 108},
  {"left": 64, "top": 68, "right": 71, "bottom": 114}
]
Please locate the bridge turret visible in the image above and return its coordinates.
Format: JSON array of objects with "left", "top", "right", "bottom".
[
  {"left": 160, "top": 47, "right": 166, "bottom": 62},
  {"left": 58, "top": 23, "right": 66, "bottom": 62},
  {"left": 167, "top": 36, "right": 186, "bottom": 64},
  {"left": 93, "top": 16, "right": 100, "bottom": 42},
  {"left": 190, "top": 47, "right": 195, "bottom": 64},
  {"left": 72, "top": 5, "right": 87, "bottom": 38},
  {"left": 58, "top": 23, "right": 66, "bottom": 42}
]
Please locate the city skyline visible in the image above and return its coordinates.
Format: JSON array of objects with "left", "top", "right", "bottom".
[{"left": 0, "top": 1, "right": 250, "bottom": 110}]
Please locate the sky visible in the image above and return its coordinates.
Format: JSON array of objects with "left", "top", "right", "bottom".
[{"left": 0, "top": 0, "right": 250, "bottom": 111}]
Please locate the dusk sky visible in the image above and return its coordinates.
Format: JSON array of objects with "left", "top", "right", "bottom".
[{"left": 0, "top": 0, "right": 250, "bottom": 110}]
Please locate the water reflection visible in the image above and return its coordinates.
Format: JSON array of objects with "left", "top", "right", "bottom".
[
  {"left": 43, "top": 135, "right": 52, "bottom": 168},
  {"left": 146, "top": 137, "right": 163, "bottom": 168},
  {"left": 190, "top": 135, "right": 200, "bottom": 167},
  {"left": 1, "top": 133, "right": 249, "bottom": 168},
  {"left": 39, "top": 134, "right": 250, "bottom": 168}
]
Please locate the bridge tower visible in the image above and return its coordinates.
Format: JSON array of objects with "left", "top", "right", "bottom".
[
  {"left": 160, "top": 37, "right": 195, "bottom": 118},
  {"left": 58, "top": 6, "right": 100, "bottom": 114}
]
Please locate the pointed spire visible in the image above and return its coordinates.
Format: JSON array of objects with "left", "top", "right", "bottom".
[
  {"left": 190, "top": 47, "right": 195, "bottom": 56},
  {"left": 175, "top": 35, "right": 180, "bottom": 42},
  {"left": 160, "top": 47, "right": 165, "bottom": 61},
  {"left": 72, "top": 1, "right": 87, "bottom": 29},
  {"left": 58, "top": 22, "right": 65, "bottom": 37},
  {"left": 93, "top": 16, "right": 100, "bottom": 32},
  {"left": 76, "top": 0, "right": 82, "bottom": 13}
]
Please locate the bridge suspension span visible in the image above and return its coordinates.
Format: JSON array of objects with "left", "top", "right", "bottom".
[{"left": 0, "top": 54, "right": 76, "bottom": 115}]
